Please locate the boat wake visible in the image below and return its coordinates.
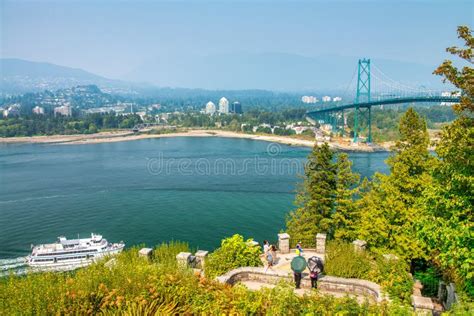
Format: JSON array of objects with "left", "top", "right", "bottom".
[{"left": 0, "top": 257, "right": 28, "bottom": 276}]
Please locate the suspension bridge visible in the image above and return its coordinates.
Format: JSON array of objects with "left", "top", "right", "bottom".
[{"left": 306, "top": 59, "right": 461, "bottom": 143}]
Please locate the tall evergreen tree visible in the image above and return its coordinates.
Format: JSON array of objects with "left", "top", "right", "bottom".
[
  {"left": 332, "top": 153, "right": 360, "bottom": 241},
  {"left": 286, "top": 143, "right": 337, "bottom": 246}
]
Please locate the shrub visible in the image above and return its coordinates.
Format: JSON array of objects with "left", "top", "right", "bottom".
[
  {"left": 205, "top": 234, "right": 263, "bottom": 279},
  {"left": 325, "top": 240, "right": 413, "bottom": 304},
  {"left": 0, "top": 242, "right": 410, "bottom": 314},
  {"left": 369, "top": 256, "right": 414, "bottom": 304},
  {"left": 325, "top": 240, "right": 374, "bottom": 279}
]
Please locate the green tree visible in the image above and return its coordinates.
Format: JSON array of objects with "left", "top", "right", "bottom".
[
  {"left": 332, "top": 153, "right": 360, "bottom": 241},
  {"left": 256, "top": 126, "right": 272, "bottom": 134},
  {"left": 286, "top": 143, "right": 337, "bottom": 246},
  {"left": 228, "top": 118, "right": 240, "bottom": 131},
  {"left": 417, "top": 26, "right": 474, "bottom": 294},
  {"left": 88, "top": 123, "right": 98, "bottom": 134},
  {"left": 356, "top": 108, "right": 432, "bottom": 263}
]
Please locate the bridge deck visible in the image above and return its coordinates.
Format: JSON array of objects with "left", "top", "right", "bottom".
[{"left": 306, "top": 96, "right": 460, "bottom": 116}]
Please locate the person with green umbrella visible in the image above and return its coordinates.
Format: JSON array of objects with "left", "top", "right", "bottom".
[{"left": 290, "top": 255, "right": 307, "bottom": 289}]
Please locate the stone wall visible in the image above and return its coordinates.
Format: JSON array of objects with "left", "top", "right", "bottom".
[{"left": 216, "top": 267, "right": 388, "bottom": 303}]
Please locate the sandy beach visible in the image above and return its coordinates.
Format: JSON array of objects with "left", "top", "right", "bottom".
[{"left": 0, "top": 129, "right": 390, "bottom": 152}]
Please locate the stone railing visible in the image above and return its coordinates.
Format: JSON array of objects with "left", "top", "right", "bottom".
[{"left": 216, "top": 267, "right": 389, "bottom": 303}]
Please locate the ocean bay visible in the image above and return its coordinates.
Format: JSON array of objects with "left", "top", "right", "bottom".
[{"left": 0, "top": 137, "right": 389, "bottom": 259}]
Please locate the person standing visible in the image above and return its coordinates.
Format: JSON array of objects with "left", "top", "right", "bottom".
[
  {"left": 310, "top": 270, "right": 319, "bottom": 289},
  {"left": 270, "top": 245, "right": 277, "bottom": 265},
  {"left": 263, "top": 240, "right": 270, "bottom": 254},
  {"left": 290, "top": 256, "right": 306, "bottom": 289},
  {"left": 264, "top": 249, "right": 274, "bottom": 272},
  {"left": 307, "top": 256, "right": 324, "bottom": 289},
  {"left": 294, "top": 271, "right": 302, "bottom": 289},
  {"left": 296, "top": 242, "right": 304, "bottom": 256}
]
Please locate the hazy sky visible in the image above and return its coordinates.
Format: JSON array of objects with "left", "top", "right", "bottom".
[{"left": 1, "top": 0, "right": 472, "bottom": 80}]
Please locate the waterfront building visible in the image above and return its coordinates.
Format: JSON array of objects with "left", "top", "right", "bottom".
[
  {"left": 205, "top": 101, "right": 217, "bottom": 115},
  {"left": 54, "top": 105, "right": 73, "bottom": 117},
  {"left": 32, "top": 106, "right": 45, "bottom": 115},
  {"left": 333, "top": 97, "right": 342, "bottom": 102},
  {"left": 218, "top": 97, "right": 229, "bottom": 114}
]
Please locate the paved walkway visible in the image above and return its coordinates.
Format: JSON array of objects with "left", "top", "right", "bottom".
[
  {"left": 241, "top": 280, "right": 371, "bottom": 304},
  {"left": 254, "top": 250, "right": 376, "bottom": 303},
  {"left": 261, "top": 249, "right": 324, "bottom": 273}
]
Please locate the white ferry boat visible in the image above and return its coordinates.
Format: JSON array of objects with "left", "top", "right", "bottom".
[{"left": 27, "top": 233, "right": 125, "bottom": 271}]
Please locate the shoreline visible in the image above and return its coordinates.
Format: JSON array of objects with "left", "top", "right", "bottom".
[{"left": 0, "top": 129, "right": 391, "bottom": 152}]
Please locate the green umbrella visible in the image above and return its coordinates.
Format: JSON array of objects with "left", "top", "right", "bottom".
[{"left": 290, "top": 256, "right": 307, "bottom": 273}]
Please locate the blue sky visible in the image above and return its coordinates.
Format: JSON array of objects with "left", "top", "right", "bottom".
[{"left": 1, "top": 0, "right": 472, "bottom": 86}]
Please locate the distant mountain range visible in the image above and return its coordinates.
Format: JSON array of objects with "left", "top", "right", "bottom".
[
  {"left": 126, "top": 52, "right": 447, "bottom": 91},
  {"left": 1, "top": 55, "right": 447, "bottom": 95},
  {"left": 0, "top": 58, "right": 138, "bottom": 95},
  {"left": 1, "top": 58, "right": 105, "bottom": 80}
]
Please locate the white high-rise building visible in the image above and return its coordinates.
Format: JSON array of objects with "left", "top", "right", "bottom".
[
  {"left": 218, "top": 97, "right": 229, "bottom": 114},
  {"left": 333, "top": 97, "right": 342, "bottom": 102},
  {"left": 205, "top": 101, "right": 216, "bottom": 115},
  {"left": 322, "top": 96, "right": 332, "bottom": 102},
  {"left": 301, "top": 96, "right": 318, "bottom": 104}
]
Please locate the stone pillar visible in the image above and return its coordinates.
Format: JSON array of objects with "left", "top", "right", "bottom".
[
  {"left": 247, "top": 240, "right": 259, "bottom": 247},
  {"left": 413, "top": 280, "right": 423, "bottom": 296},
  {"left": 278, "top": 233, "right": 290, "bottom": 254},
  {"left": 176, "top": 252, "right": 191, "bottom": 268},
  {"left": 445, "top": 283, "right": 457, "bottom": 310},
  {"left": 138, "top": 248, "right": 153, "bottom": 259},
  {"left": 195, "top": 250, "right": 209, "bottom": 271},
  {"left": 353, "top": 239, "right": 367, "bottom": 252},
  {"left": 316, "top": 233, "right": 327, "bottom": 254}
]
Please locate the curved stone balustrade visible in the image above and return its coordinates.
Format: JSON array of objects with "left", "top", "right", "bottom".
[{"left": 216, "top": 267, "right": 389, "bottom": 303}]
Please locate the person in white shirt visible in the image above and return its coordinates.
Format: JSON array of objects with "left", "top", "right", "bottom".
[{"left": 263, "top": 240, "right": 270, "bottom": 254}]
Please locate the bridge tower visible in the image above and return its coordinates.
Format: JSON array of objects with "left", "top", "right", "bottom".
[{"left": 353, "top": 59, "right": 371, "bottom": 143}]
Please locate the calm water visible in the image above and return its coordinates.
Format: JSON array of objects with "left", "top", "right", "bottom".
[{"left": 0, "top": 137, "right": 389, "bottom": 259}]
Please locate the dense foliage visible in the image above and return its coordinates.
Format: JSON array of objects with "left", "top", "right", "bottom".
[
  {"left": 167, "top": 108, "right": 308, "bottom": 130},
  {"left": 325, "top": 241, "right": 414, "bottom": 304},
  {"left": 0, "top": 113, "right": 143, "bottom": 137},
  {"left": 355, "top": 108, "right": 431, "bottom": 262},
  {"left": 286, "top": 144, "right": 359, "bottom": 246},
  {"left": 285, "top": 26, "right": 473, "bottom": 303},
  {"left": 417, "top": 25, "right": 474, "bottom": 297},
  {"left": 0, "top": 245, "right": 412, "bottom": 315},
  {"left": 346, "top": 105, "right": 456, "bottom": 142},
  {"left": 286, "top": 143, "right": 337, "bottom": 246},
  {"left": 205, "top": 234, "right": 263, "bottom": 279}
]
